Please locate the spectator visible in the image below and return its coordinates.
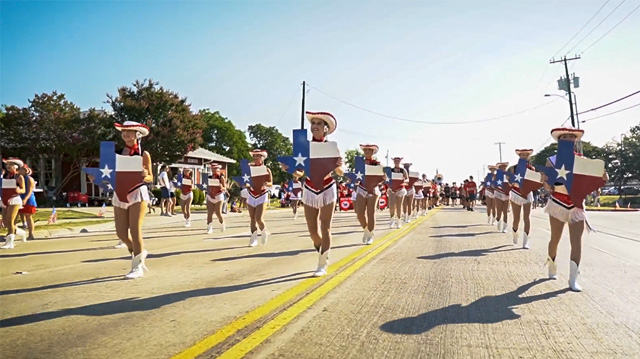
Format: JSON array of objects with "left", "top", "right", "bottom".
[{"left": 158, "top": 165, "right": 171, "bottom": 216}]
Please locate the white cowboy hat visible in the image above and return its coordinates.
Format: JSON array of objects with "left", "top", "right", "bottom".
[
  {"left": 306, "top": 111, "right": 337, "bottom": 135},
  {"left": 487, "top": 165, "right": 498, "bottom": 170},
  {"left": 496, "top": 162, "right": 509, "bottom": 167},
  {"left": 210, "top": 163, "right": 222, "bottom": 169},
  {"left": 359, "top": 144, "right": 379, "bottom": 154},
  {"left": 3, "top": 158, "right": 24, "bottom": 168},
  {"left": 392, "top": 157, "right": 403, "bottom": 161},
  {"left": 114, "top": 121, "right": 150, "bottom": 137},
  {"left": 250, "top": 149, "right": 268, "bottom": 158},
  {"left": 515, "top": 149, "right": 534, "bottom": 156},
  {"left": 551, "top": 127, "right": 584, "bottom": 141}
]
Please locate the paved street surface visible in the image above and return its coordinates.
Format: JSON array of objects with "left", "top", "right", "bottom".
[{"left": 1, "top": 206, "right": 639, "bottom": 359}]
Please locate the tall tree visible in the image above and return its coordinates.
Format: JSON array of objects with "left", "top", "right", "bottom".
[
  {"left": 200, "top": 109, "right": 250, "bottom": 175},
  {"left": 107, "top": 79, "right": 205, "bottom": 165},
  {"left": 344, "top": 148, "right": 364, "bottom": 172},
  {"left": 247, "top": 124, "right": 293, "bottom": 185},
  {"left": 605, "top": 124, "right": 640, "bottom": 187}
]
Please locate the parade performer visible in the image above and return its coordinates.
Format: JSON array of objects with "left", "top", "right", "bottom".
[
  {"left": 484, "top": 165, "right": 497, "bottom": 224},
  {"left": 112, "top": 121, "right": 153, "bottom": 279},
  {"left": 356, "top": 144, "right": 384, "bottom": 244},
  {"left": 180, "top": 169, "right": 194, "bottom": 227},
  {"left": 413, "top": 176, "right": 424, "bottom": 217},
  {"left": 542, "top": 128, "right": 607, "bottom": 292},
  {"left": 387, "top": 157, "right": 408, "bottom": 229},
  {"left": 402, "top": 164, "right": 419, "bottom": 221},
  {"left": 206, "top": 164, "right": 227, "bottom": 234},
  {"left": 1, "top": 158, "right": 27, "bottom": 249},
  {"left": 421, "top": 174, "right": 430, "bottom": 214},
  {"left": 247, "top": 150, "right": 273, "bottom": 247},
  {"left": 18, "top": 164, "right": 37, "bottom": 241},
  {"left": 290, "top": 170, "right": 303, "bottom": 220},
  {"left": 494, "top": 162, "right": 510, "bottom": 232},
  {"left": 509, "top": 149, "right": 535, "bottom": 248}
]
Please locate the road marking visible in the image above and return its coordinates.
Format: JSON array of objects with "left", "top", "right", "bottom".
[
  {"left": 171, "top": 210, "right": 438, "bottom": 359},
  {"left": 216, "top": 210, "right": 438, "bottom": 359}
]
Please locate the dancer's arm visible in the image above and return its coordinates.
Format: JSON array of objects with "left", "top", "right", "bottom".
[{"left": 142, "top": 151, "right": 153, "bottom": 183}]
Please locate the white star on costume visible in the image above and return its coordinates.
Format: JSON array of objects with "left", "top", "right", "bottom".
[
  {"left": 294, "top": 153, "right": 307, "bottom": 166},
  {"left": 242, "top": 174, "right": 250, "bottom": 183},
  {"left": 486, "top": 181, "right": 491, "bottom": 186},
  {"left": 514, "top": 173, "right": 523, "bottom": 183},
  {"left": 557, "top": 165, "right": 571, "bottom": 180},
  {"left": 497, "top": 180, "right": 502, "bottom": 185},
  {"left": 356, "top": 171, "right": 363, "bottom": 180},
  {"left": 100, "top": 165, "right": 113, "bottom": 178}
]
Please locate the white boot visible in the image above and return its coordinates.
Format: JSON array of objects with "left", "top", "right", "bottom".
[
  {"left": 313, "top": 250, "right": 330, "bottom": 277},
  {"left": 491, "top": 216, "right": 496, "bottom": 225},
  {"left": 487, "top": 216, "right": 491, "bottom": 224},
  {"left": 389, "top": 218, "right": 396, "bottom": 229},
  {"left": 114, "top": 240, "right": 127, "bottom": 249},
  {"left": 220, "top": 221, "right": 226, "bottom": 233},
  {"left": 569, "top": 261, "right": 582, "bottom": 292},
  {"left": 397, "top": 218, "right": 403, "bottom": 229},
  {"left": 249, "top": 231, "right": 258, "bottom": 247},
  {"left": 293, "top": 212, "right": 298, "bottom": 221},
  {"left": 1, "top": 234, "right": 15, "bottom": 249},
  {"left": 366, "top": 230, "right": 374, "bottom": 245},
  {"left": 362, "top": 228, "right": 371, "bottom": 243},
  {"left": 260, "top": 229, "right": 270, "bottom": 245},
  {"left": 512, "top": 229, "right": 518, "bottom": 245},
  {"left": 125, "top": 250, "right": 148, "bottom": 279},
  {"left": 16, "top": 228, "right": 27, "bottom": 242},
  {"left": 497, "top": 219, "right": 502, "bottom": 231},
  {"left": 501, "top": 221, "right": 508, "bottom": 233},
  {"left": 546, "top": 256, "right": 557, "bottom": 279},
  {"left": 207, "top": 223, "right": 213, "bottom": 234},
  {"left": 184, "top": 219, "right": 191, "bottom": 227},
  {"left": 522, "top": 232, "right": 530, "bottom": 249}
]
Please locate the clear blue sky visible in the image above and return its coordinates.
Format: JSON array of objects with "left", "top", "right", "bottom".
[{"left": 2, "top": 0, "right": 639, "bottom": 181}]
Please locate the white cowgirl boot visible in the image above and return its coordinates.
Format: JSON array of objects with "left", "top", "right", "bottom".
[
  {"left": 261, "top": 228, "right": 270, "bottom": 245},
  {"left": 366, "top": 230, "right": 375, "bottom": 245},
  {"left": 546, "top": 256, "right": 558, "bottom": 279},
  {"left": 496, "top": 219, "right": 502, "bottom": 231},
  {"left": 293, "top": 212, "right": 298, "bottom": 221},
  {"left": 512, "top": 229, "right": 518, "bottom": 245},
  {"left": 569, "top": 261, "right": 582, "bottom": 292},
  {"left": 501, "top": 221, "right": 508, "bottom": 233},
  {"left": 16, "top": 228, "right": 27, "bottom": 242},
  {"left": 522, "top": 232, "right": 530, "bottom": 249},
  {"left": 207, "top": 223, "right": 214, "bottom": 234},
  {"left": 397, "top": 218, "right": 403, "bottom": 229},
  {"left": 362, "top": 228, "right": 371, "bottom": 243},
  {"left": 491, "top": 216, "right": 496, "bottom": 225},
  {"left": 114, "top": 240, "right": 127, "bottom": 249},
  {"left": 220, "top": 221, "right": 226, "bottom": 233},
  {"left": 125, "top": 250, "right": 148, "bottom": 279},
  {"left": 184, "top": 219, "right": 191, "bottom": 227},
  {"left": 487, "top": 216, "right": 491, "bottom": 224},
  {"left": 313, "top": 250, "right": 330, "bottom": 277},
  {"left": 1, "top": 234, "right": 15, "bottom": 249},
  {"left": 389, "top": 217, "right": 396, "bottom": 229},
  {"left": 249, "top": 231, "right": 258, "bottom": 247}
]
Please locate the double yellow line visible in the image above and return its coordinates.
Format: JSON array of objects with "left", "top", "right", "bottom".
[{"left": 172, "top": 209, "right": 439, "bottom": 359}]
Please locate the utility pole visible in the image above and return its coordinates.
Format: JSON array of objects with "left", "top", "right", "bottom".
[
  {"left": 300, "top": 81, "right": 306, "bottom": 130},
  {"left": 385, "top": 149, "right": 389, "bottom": 167},
  {"left": 550, "top": 55, "right": 580, "bottom": 127},
  {"left": 494, "top": 142, "right": 505, "bottom": 162}
]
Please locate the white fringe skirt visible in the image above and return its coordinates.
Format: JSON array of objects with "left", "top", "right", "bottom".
[
  {"left": 494, "top": 191, "right": 510, "bottom": 202},
  {"left": 509, "top": 189, "right": 533, "bottom": 206},
  {"left": 247, "top": 192, "right": 268, "bottom": 207},
  {"left": 302, "top": 183, "right": 337, "bottom": 209},
  {"left": 544, "top": 195, "right": 591, "bottom": 230}
]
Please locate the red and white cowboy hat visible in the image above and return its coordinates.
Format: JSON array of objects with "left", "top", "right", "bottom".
[
  {"left": 496, "top": 162, "right": 509, "bottom": 167},
  {"left": 250, "top": 149, "right": 268, "bottom": 158},
  {"left": 391, "top": 157, "right": 403, "bottom": 161},
  {"left": 551, "top": 127, "right": 584, "bottom": 141},
  {"left": 402, "top": 162, "right": 413, "bottom": 167},
  {"left": 114, "top": 121, "right": 150, "bottom": 137},
  {"left": 293, "top": 168, "right": 305, "bottom": 178},
  {"left": 487, "top": 165, "right": 498, "bottom": 170},
  {"left": 210, "top": 163, "right": 222, "bottom": 169},
  {"left": 359, "top": 144, "right": 379, "bottom": 154},
  {"left": 2, "top": 158, "right": 24, "bottom": 168},
  {"left": 22, "top": 164, "right": 33, "bottom": 175},
  {"left": 306, "top": 111, "right": 337, "bottom": 135},
  {"left": 515, "top": 149, "right": 534, "bottom": 156}
]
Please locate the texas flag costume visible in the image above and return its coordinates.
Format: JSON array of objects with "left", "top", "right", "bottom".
[
  {"left": 353, "top": 155, "right": 385, "bottom": 195},
  {"left": 494, "top": 167, "right": 512, "bottom": 202},
  {"left": 1, "top": 158, "right": 24, "bottom": 208},
  {"left": 84, "top": 142, "right": 144, "bottom": 204},
  {"left": 509, "top": 152, "right": 541, "bottom": 205}
]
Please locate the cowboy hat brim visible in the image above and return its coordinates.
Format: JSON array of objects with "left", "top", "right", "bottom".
[
  {"left": 3, "top": 158, "right": 24, "bottom": 168},
  {"left": 515, "top": 149, "right": 534, "bottom": 155},
  {"left": 306, "top": 111, "right": 337, "bottom": 135},
  {"left": 496, "top": 162, "right": 509, "bottom": 167},
  {"left": 551, "top": 127, "right": 584, "bottom": 141},
  {"left": 359, "top": 144, "right": 379, "bottom": 154},
  {"left": 250, "top": 150, "right": 268, "bottom": 158},
  {"left": 115, "top": 121, "right": 150, "bottom": 137}
]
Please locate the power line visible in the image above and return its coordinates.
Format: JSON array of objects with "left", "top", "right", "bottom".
[
  {"left": 306, "top": 83, "right": 557, "bottom": 125},
  {"left": 577, "top": 89, "right": 640, "bottom": 115},
  {"left": 581, "top": 102, "right": 640, "bottom": 122},
  {"left": 276, "top": 85, "right": 303, "bottom": 124},
  {"left": 535, "top": 117, "right": 572, "bottom": 152},
  {"left": 565, "top": 0, "right": 628, "bottom": 55},
  {"left": 550, "top": 0, "right": 611, "bottom": 59},
  {"left": 581, "top": 3, "right": 640, "bottom": 54}
]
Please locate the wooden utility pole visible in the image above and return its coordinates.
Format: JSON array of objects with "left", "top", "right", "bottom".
[
  {"left": 550, "top": 56, "right": 580, "bottom": 127},
  {"left": 300, "top": 81, "right": 306, "bottom": 130}
]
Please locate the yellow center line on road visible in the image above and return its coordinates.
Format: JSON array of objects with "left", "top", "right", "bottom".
[
  {"left": 171, "top": 209, "right": 439, "bottom": 359},
  {"left": 216, "top": 209, "right": 439, "bottom": 359}
]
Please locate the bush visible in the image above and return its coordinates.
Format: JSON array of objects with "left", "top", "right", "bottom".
[
  {"left": 599, "top": 195, "right": 640, "bottom": 208},
  {"left": 193, "top": 188, "right": 205, "bottom": 205},
  {"left": 152, "top": 187, "right": 204, "bottom": 206}
]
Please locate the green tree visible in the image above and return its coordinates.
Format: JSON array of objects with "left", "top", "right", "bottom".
[
  {"left": 200, "top": 109, "right": 250, "bottom": 176},
  {"left": 107, "top": 79, "right": 205, "bottom": 165},
  {"left": 605, "top": 124, "right": 640, "bottom": 187},
  {"left": 247, "top": 124, "right": 293, "bottom": 185},
  {"left": 530, "top": 141, "right": 606, "bottom": 169},
  {"left": 344, "top": 148, "right": 363, "bottom": 172}
]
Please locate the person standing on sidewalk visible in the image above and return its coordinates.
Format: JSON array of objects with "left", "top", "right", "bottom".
[
  {"left": 1, "top": 158, "right": 27, "bottom": 249},
  {"left": 508, "top": 149, "right": 535, "bottom": 249},
  {"left": 18, "top": 164, "right": 37, "bottom": 241},
  {"left": 206, "top": 164, "right": 226, "bottom": 234},
  {"left": 180, "top": 169, "right": 194, "bottom": 227},
  {"left": 542, "top": 128, "right": 608, "bottom": 292},
  {"left": 158, "top": 165, "right": 172, "bottom": 217},
  {"left": 465, "top": 176, "right": 478, "bottom": 211},
  {"left": 387, "top": 157, "right": 408, "bottom": 229},
  {"left": 355, "top": 144, "right": 384, "bottom": 245},
  {"left": 247, "top": 150, "right": 273, "bottom": 247}
]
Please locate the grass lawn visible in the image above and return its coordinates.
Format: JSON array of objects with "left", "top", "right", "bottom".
[
  {"left": 33, "top": 219, "right": 113, "bottom": 231},
  {"left": 31, "top": 209, "right": 98, "bottom": 221}
]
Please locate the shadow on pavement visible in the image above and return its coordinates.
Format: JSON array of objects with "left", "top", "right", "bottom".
[
  {"left": 83, "top": 245, "right": 249, "bottom": 263},
  {"left": 417, "top": 245, "right": 520, "bottom": 260},
  {"left": 380, "top": 279, "right": 569, "bottom": 334},
  {"left": 0, "top": 271, "right": 309, "bottom": 328},
  {"left": 0, "top": 275, "right": 123, "bottom": 296},
  {"left": 429, "top": 231, "right": 495, "bottom": 238},
  {"left": 0, "top": 246, "right": 116, "bottom": 259},
  {"left": 430, "top": 224, "right": 485, "bottom": 229},
  {"left": 211, "top": 243, "right": 361, "bottom": 262}
]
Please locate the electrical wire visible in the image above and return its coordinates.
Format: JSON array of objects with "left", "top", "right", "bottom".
[
  {"left": 581, "top": 102, "right": 640, "bottom": 122},
  {"left": 275, "top": 84, "right": 303, "bottom": 124},
  {"left": 565, "top": 0, "right": 628, "bottom": 55},
  {"left": 306, "top": 84, "right": 558, "bottom": 125},
  {"left": 550, "top": 0, "right": 611, "bottom": 59},
  {"left": 581, "top": 2, "right": 640, "bottom": 54},
  {"left": 577, "top": 89, "right": 640, "bottom": 115}
]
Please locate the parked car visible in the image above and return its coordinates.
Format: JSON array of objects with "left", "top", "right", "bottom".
[
  {"left": 621, "top": 186, "right": 640, "bottom": 195},
  {"left": 602, "top": 187, "right": 619, "bottom": 195},
  {"left": 268, "top": 185, "right": 282, "bottom": 199}
]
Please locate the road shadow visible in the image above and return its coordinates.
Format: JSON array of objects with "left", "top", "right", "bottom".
[
  {"left": 0, "top": 271, "right": 309, "bottom": 328},
  {"left": 380, "top": 279, "right": 569, "bottom": 334},
  {"left": 83, "top": 245, "right": 249, "bottom": 263},
  {"left": 417, "top": 245, "right": 520, "bottom": 260},
  {"left": 429, "top": 231, "right": 495, "bottom": 238},
  {"left": 212, "top": 243, "right": 361, "bottom": 262},
  {"left": 430, "top": 224, "right": 485, "bottom": 229},
  {"left": 0, "top": 275, "right": 123, "bottom": 296},
  {"left": 0, "top": 246, "right": 116, "bottom": 259}
]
